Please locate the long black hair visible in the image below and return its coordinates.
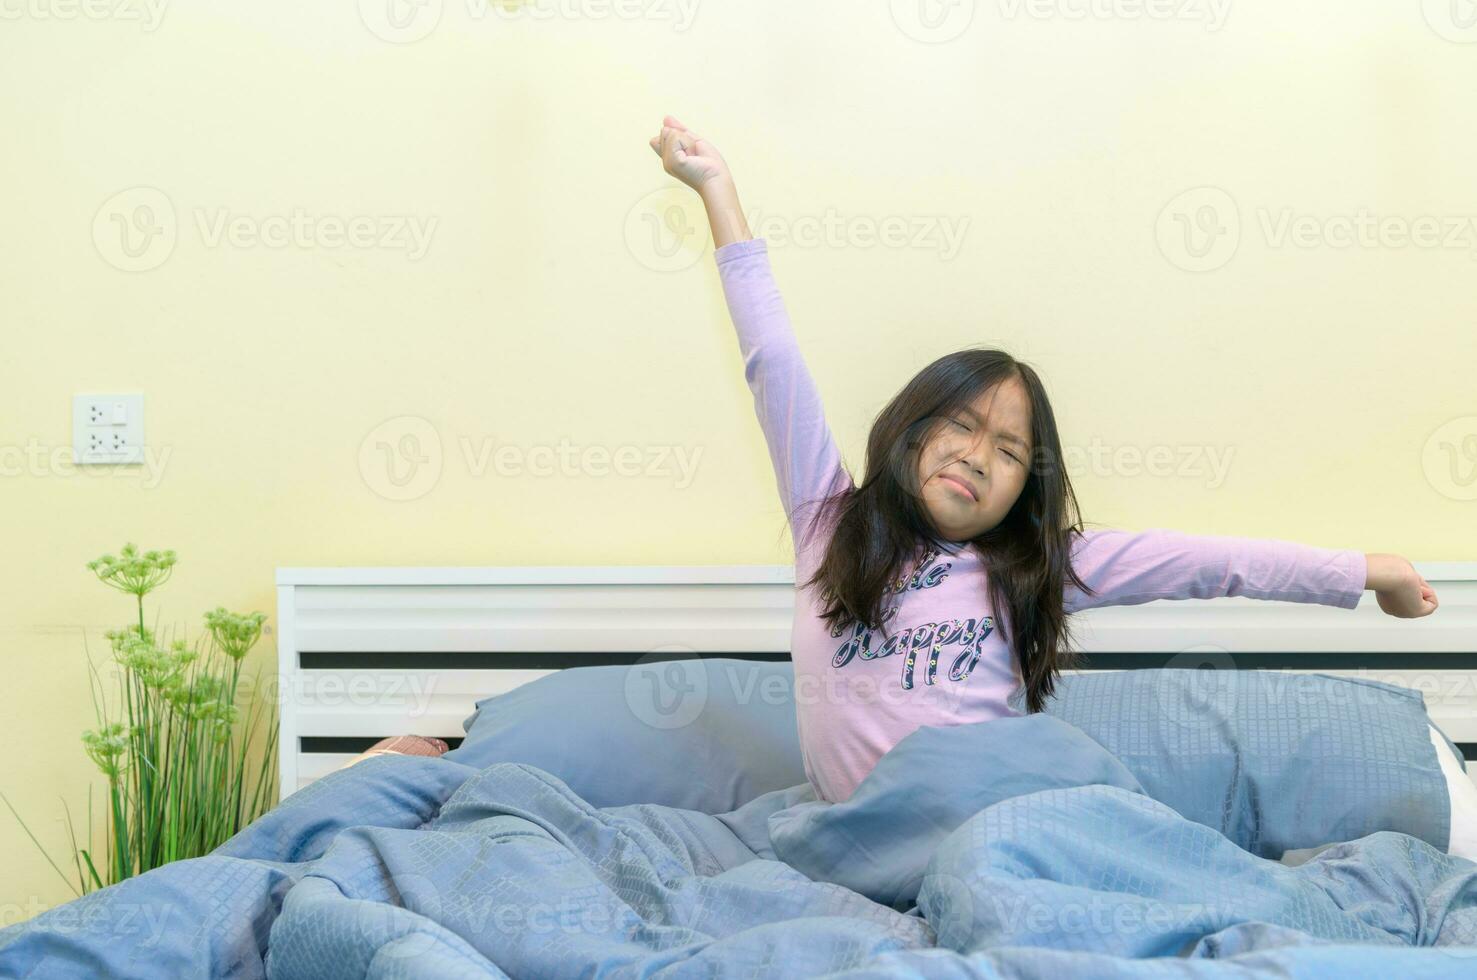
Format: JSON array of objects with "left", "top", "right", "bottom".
[{"left": 792, "top": 348, "right": 1097, "bottom": 713}]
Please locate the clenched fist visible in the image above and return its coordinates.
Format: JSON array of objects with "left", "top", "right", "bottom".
[
  {"left": 1365, "top": 553, "right": 1439, "bottom": 618},
  {"left": 648, "top": 115, "right": 732, "bottom": 192}
]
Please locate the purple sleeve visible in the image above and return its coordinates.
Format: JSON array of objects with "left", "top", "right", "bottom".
[
  {"left": 714, "top": 238, "right": 853, "bottom": 557},
  {"left": 1062, "top": 526, "right": 1368, "bottom": 614}
]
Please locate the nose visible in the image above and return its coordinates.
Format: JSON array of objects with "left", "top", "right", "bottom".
[{"left": 960, "top": 434, "right": 989, "bottom": 479}]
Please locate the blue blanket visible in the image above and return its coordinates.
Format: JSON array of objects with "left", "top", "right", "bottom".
[{"left": 2, "top": 719, "right": 1474, "bottom": 978}]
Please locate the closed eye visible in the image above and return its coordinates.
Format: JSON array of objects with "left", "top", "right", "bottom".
[{"left": 952, "top": 419, "right": 1022, "bottom": 463}]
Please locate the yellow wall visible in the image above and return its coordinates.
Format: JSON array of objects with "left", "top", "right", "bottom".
[{"left": 3, "top": 1, "right": 1475, "bottom": 921}]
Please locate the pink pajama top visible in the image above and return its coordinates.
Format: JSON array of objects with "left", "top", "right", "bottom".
[{"left": 713, "top": 237, "right": 1368, "bottom": 804}]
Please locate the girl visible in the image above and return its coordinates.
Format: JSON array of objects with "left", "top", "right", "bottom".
[{"left": 648, "top": 115, "right": 1441, "bottom": 807}]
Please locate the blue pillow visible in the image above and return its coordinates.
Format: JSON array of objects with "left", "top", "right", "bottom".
[
  {"left": 449, "top": 660, "right": 1450, "bottom": 859},
  {"left": 445, "top": 657, "right": 806, "bottom": 813},
  {"left": 763, "top": 670, "right": 1451, "bottom": 911},
  {"left": 1042, "top": 668, "right": 1451, "bottom": 858}
]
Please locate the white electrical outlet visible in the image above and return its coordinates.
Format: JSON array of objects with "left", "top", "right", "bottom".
[{"left": 73, "top": 393, "right": 145, "bottom": 465}]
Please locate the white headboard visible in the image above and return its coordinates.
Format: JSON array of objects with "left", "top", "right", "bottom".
[{"left": 275, "top": 563, "right": 1477, "bottom": 799}]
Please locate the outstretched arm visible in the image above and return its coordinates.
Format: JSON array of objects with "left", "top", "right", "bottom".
[
  {"left": 649, "top": 116, "right": 853, "bottom": 560},
  {"left": 1062, "top": 527, "right": 1437, "bottom": 619}
]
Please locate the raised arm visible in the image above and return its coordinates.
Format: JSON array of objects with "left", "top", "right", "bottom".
[
  {"left": 1061, "top": 526, "right": 1368, "bottom": 614},
  {"left": 713, "top": 239, "right": 853, "bottom": 555},
  {"left": 650, "top": 116, "right": 853, "bottom": 559}
]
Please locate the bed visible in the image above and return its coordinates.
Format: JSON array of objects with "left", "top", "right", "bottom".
[
  {"left": 0, "top": 562, "right": 1473, "bottom": 978},
  {"left": 275, "top": 563, "right": 1477, "bottom": 795}
]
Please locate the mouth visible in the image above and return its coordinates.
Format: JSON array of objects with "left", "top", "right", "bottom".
[{"left": 936, "top": 473, "right": 979, "bottom": 502}]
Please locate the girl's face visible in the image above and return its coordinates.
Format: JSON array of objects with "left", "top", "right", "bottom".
[{"left": 914, "top": 376, "right": 1034, "bottom": 542}]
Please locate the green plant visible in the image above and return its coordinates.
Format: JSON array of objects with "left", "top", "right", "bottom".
[{"left": 2, "top": 543, "right": 279, "bottom": 897}]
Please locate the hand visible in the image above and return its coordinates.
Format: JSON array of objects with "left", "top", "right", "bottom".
[
  {"left": 1364, "top": 553, "right": 1439, "bottom": 618},
  {"left": 649, "top": 115, "right": 732, "bottom": 192}
]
